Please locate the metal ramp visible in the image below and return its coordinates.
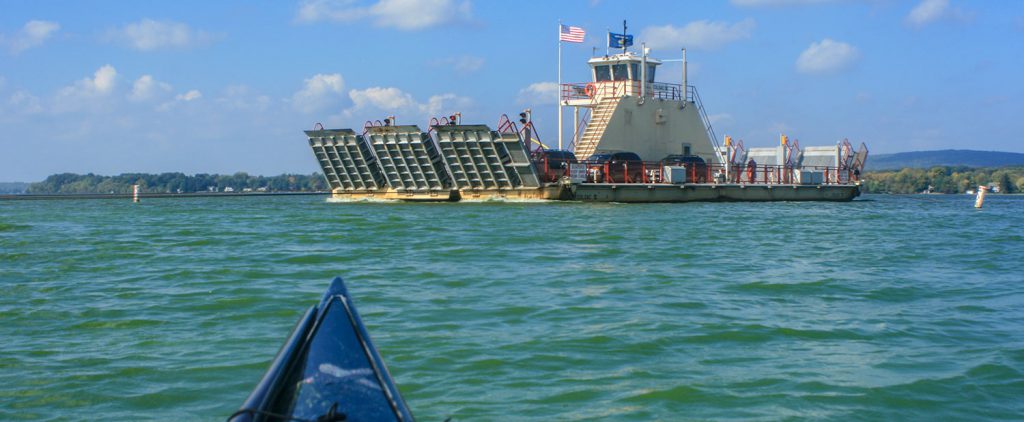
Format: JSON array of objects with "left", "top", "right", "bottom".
[
  {"left": 433, "top": 124, "right": 540, "bottom": 190},
  {"left": 365, "top": 125, "right": 450, "bottom": 192},
  {"left": 497, "top": 130, "right": 541, "bottom": 187},
  {"left": 306, "top": 129, "right": 385, "bottom": 191},
  {"left": 851, "top": 142, "right": 869, "bottom": 173}
]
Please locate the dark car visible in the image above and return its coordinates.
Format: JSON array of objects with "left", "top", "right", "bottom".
[
  {"left": 588, "top": 151, "right": 644, "bottom": 183},
  {"left": 533, "top": 149, "right": 578, "bottom": 182},
  {"left": 661, "top": 154, "right": 708, "bottom": 183}
]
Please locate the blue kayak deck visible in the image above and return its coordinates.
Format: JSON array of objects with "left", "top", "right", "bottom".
[{"left": 230, "top": 277, "right": 413, "bottom": 422}]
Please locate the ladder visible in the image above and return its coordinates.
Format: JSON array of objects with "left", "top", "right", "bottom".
[{"left": 573, "top": 97, "right": 618, "bottom": 159}]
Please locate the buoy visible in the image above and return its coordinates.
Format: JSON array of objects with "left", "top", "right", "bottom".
[
  {"left": 133, "top": 184, "right": 140, "bottom": 203},
  {"left": 974, "top": 185, "right": 987, "bottom": 209}
]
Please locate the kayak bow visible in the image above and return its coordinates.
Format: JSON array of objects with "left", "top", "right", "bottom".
[{"left": 230, "top": 277, "right": 414, "bottom": 422}]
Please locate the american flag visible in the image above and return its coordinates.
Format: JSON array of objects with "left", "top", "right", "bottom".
[{"left": 559, "top": 25, "right": 585, "bottom": 43}]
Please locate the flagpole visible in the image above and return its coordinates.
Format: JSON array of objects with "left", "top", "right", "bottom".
[{"left": 557, "top": 20, "right": 563, "bottom": 151}]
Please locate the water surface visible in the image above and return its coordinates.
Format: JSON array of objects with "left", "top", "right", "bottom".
[{"left": 1, "top": 194, "right": 1022, "bottom": 420}]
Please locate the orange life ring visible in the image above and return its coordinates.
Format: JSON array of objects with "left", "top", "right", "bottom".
[{"left": 584, "top": 83, "right": 596, "bottom": 98}]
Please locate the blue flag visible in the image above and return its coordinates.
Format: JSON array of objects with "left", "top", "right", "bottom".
[{"left": 608, "top": 32, "right": 633, "bottom": 48}]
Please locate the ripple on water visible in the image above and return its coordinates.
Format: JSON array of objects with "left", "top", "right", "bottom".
[{"left": 1, "top": 194, "right": 1023, "bottom": 420}]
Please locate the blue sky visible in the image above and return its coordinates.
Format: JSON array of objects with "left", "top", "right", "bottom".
[{"left": 1, "top": 0, "right": 1022, "bottom": 181}]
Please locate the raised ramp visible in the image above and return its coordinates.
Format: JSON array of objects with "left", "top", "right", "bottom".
[
  {"left": 434, "top": 125, "right": 540, "bottom": 190},
  {"left": 497, "top": 131, "right": 541, "bottom": 187},
  {"left": 306, "top": 129, "right": 385, "bottom": 191},
  {"left": 365, "top": 125, "right": 450, "bottom": 192},
  {"left": 799, "top": 146, "right": 839, "bottom": 168},
  {"left": 746, "top": 147, "right": 783, "bottom": 166}
]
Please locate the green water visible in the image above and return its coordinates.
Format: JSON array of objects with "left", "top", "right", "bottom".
[{"left": 1, "top": 195, "right": 1022, "bottom": 420}]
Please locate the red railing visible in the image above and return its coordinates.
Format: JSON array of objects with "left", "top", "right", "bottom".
[{"left": 533, "top": 160, "right": 859, "bottom": 186}]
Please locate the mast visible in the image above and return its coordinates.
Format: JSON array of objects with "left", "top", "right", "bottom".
[
  {"left": 622, "top": 20, "right": 628, "bottom": 54},
  {"left": 640, "top": 42, "right": 647, "bottom": 100},
  {"left": 682, "top": 48, "right": 687, "bottom": 100},
  {"left": 557, "top": 21, "right": 563, "bottom": 150}
]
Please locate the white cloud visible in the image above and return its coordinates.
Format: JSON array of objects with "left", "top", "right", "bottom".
[
  {"left": 3, "top": 20, "right": 60, "bottom": 54},
  {"left": 156, "top": 89, "right": 203, "bottom": 112},
  {"left": 642, "top": 19, "right": 756, "bottom": 50},
  {"left": 345, "top": 86, "right": 471, "bottom": 121},
  {"left": 107, "top": 19, "right": 215, "bottom": 51},
  {"left": 905, "top": 0, "right": 971, "bottom": 28},
  {"left": 129, "top": 75, "right": 172, "bottom": 102},
  {"left": 176, "top": 90, "right": 202, "bottom": 101},
  {"left": 292, "top": 73, "right": 345, "bottom": 113},
  {"left": 217, "top": 85, "right": 272, "bottom": 111},
  {"left": 795, "top": 38, "right": 860, "bottom": 74},
  {"left": 906, "top": 0, "right": 946, "bottom": 27},
  {"left": 420, "top": 93, "right": 472, "bottom": 116},
  {"left": 8, "top": 90, "right": 44, "bottom": 114},
  {"left": 54, "top": 65, "right": 118, "bottom": 111},
  {"left": 349, "top": 86, "right": 416, "bottom": 110},
  {"left": 907, "top": 0, "right": 947, "bottom": 27},
  {"left": 708, "top": 113, "right": 733, "bottom": 126},
  {"left": 731, "top": 0, "right": 835, "bottom": 6},
  {"left": 296, "top": 0, "right": 472, "bottom": 30},
  {"left": 432, "top": 55, "right": 485, "bottom": 74},
  {"left": 517, "top": 82, "right": 559, "bottom": 105}
]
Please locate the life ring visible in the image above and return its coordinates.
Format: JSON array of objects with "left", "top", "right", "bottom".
[{"left": 584, "top": 83, "right": 596, "bottom": 98}]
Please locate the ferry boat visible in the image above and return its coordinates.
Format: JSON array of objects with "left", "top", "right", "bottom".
[{"left": 304, "top": 35, "right": 868, "bottom": 203}]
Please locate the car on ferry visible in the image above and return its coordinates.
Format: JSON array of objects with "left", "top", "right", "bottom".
[
  {"left": 587, "top": 151, "right": 644, "bottom": 183},
  {"left": 532, "top": 149, "right": 578, "bottom": 182},
  {"left": 660, "top": 154, "right": 708, "bottom": 183}
]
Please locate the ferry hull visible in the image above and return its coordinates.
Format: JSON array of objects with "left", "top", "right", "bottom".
[{"left": 330, "top": 183, "right": 860, "bottom": 203}]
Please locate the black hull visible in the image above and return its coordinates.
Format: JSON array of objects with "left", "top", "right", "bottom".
[{"left": 230, "top": 277, "right": 414, "bottom": 422}]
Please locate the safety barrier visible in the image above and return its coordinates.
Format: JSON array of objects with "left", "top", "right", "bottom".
[
  {"left": 537, "top": 160, "right": 859, "bottom": 186},
  {"left": 560, "top": 81, "right": 686, "bottom": 102}
]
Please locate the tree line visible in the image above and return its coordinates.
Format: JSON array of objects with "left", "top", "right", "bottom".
[
  {"left": 20, "top": 166, "right": 1024, "bottom": 195},
  {"left": 26, "top": 172, "right": 328, "bottom": 194},
  {"left": 863, "top": 166, "right": 1024, "bottom": 194}
]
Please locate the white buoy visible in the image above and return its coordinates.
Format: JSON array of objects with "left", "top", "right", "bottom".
[
  {"left": 132, "top": 184, "right": 140, "bottom": 203},
  {"left": 974, "top": 185, "right": 987, "bottom": 209}
]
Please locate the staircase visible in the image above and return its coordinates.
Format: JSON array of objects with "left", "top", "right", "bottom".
[
  {"left": 573, "top": 97, "right": 619, "bottom": 159},
  {"left": 688, "top": 86, "right": 722, "bottom": 163}
]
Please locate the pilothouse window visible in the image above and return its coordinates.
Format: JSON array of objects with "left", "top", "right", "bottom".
[
  {"left": 612, "top": 64, "right": 628, "bottom": 81},
  {"left": 595, "top": 65, "right": 611, "bottom": 82},
  {"left": 646, "top": 64, "right": 656, "bottom": 83},
  {"left": 630, "top": 63, "right": 639, "bottom": 81}
]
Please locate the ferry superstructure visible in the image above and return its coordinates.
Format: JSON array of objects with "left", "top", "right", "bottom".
[{"left": 305, "top": 42, "right": 867, "bottom": 203}]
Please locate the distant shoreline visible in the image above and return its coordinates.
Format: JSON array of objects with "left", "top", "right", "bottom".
[{"left": 0, "top": 191, "right": 329, "bottom": 201}]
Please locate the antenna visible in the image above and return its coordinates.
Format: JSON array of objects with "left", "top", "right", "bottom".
[{"left": 622, "top": 20, "right": 628, "bottom": 54}]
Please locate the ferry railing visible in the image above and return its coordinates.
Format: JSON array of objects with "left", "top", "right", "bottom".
[
  {"left": 560, "top": 81, "right": 685, "bottom": 101},
  {"left": 496, "top": 114, "right": 518, "bottom": 134},
  {"left": 687, "top": 85, "right": 721, "bottom": 158},
  {"left": 521, "top": 121, "right": 547, "bottom": 154},
  {"left": 532, "top": 159, "right": 856, "bottom": 186},
  {"left": 426, "top": 116, "right": 450, "bottom": 134}
]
